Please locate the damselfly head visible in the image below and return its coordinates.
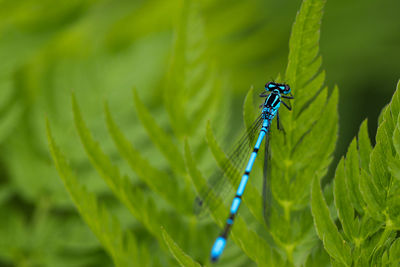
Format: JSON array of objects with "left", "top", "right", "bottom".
[{"left": 265, "top": 82, "right": 291, "bottom": 95}]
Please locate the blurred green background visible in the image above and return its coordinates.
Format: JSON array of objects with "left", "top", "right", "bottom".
[{"left": 0, "top": 0, "right": 399, "bottom": 266}]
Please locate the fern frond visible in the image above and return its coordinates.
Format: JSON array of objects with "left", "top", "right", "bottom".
[
  {"left": 71, "top": 93, "right": 187, "bottom": 248},
  {"left": 0, "top": 97, "right": 23, "bottom": 143},
  {"left": 47, "top": 119, "right": 148, "bottom": 267},
  {"left": 312, "top": 80, "right": 400, "bottom": 266},
  {"left": 104, "top": 102, "right": 190, "bottom": 213},
  {"left": 240, "top": 0, "right": 335, "bottom": 264},
  {"left": 311, "top": 176, "right": 352, "bottom": 267},
  {"left": 162, "top": 228, "right": 203, "bottom": 267},
  {"left": 133, "top": 89, "right": 186, "bottom": 174},
  {"left": 189, "top": 0, "right": 336, "bottom": 264},
  {"left": 163, "top": 0, "right": 218, "bottom": 138}
]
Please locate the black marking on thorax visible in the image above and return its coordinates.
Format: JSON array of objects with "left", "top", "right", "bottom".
[{"left": 265, "top": 92, "right": 280, "bottom": 108}]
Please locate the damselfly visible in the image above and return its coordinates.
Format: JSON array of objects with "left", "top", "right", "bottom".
[{"left": 196, "top": 82, "right": 293, "bottom": 262}]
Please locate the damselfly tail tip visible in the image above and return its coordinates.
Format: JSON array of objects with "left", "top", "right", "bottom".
[
  {"left": 210, "top": 256, "right": 219, "bottom": 263},
  {"left": 210, "top": 236, "right": 226, "bottom": 263}
]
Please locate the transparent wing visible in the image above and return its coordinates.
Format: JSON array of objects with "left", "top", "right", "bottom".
[
  {"left": 194, "top": 115, "right": 263, "bottom": 216},
  {"left": 262, "top": 131, "right": 272, "bottom": 226}
]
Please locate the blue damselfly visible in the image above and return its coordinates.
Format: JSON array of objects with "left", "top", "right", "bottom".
[{"left": 196, "top": 82, "right": 293, "bottom": 262}]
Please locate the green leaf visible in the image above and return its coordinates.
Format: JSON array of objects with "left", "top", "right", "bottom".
[
  {"left": 389, "top": 238, "right": 400, "bottom": 264},
  {"left": 319, "top": 80, "right": 400, "bottom": 266},
  {"left": 72, "top": 93, "right": 174, "bottom": 244},
  {"left": 370, "top": 120, "right": 392, "bottom": 191},
  {"left": 333, "top": 158, "right": 355, "bottom": 242},
  {"left": 286, "top": 0, "right": 326, "bottom": 110},
  {"left": 104, "top": 102, "right": 189, "bottom": 213},
  {"left": 311, "top": 177, "right": 352, "bottom": 266},
  {"left": 358, "top": 216, "right": 382, "bottom": 242},
  {"left": 343, "top": 138, "right": 364, "bottom": 214},
  {"left": 369, "top": 83, "right": 400, "bottom": 192},
  {"left": 360, "top": 81, "right": 400, "bottom": 221},
  {"left": 278, "top": 87, "right": 338, "bottom": 211},
  {"left": 163, "top": 0, "right": 217, "bottom": 137},
  {"left": 47, "top": 119, "right": 145, "bottom": 267},
  {"left": 0, "top": 186, "right": 12, "bottom": 205},
  {"left": 388, "top": 121, "right": 400, "bottom": 180},
  {"left": 132, "top": 89, "right": 186, "bottom": 174},
  {"left": 392, "top": 116, "right": 400, "bottom": 157},
  {"left": 357, "top": 119, "right": 372, "bottom": 171},
  {"left": 162, "top": 228, "right": 202, "bottom": 267},
  {"left": 0, "top": 78, "right": 23, "bottom": 144},
  {"left": 106, "top": 0, "right": 179, "bottom": 48},
  {"left": 293, "top": 85, "right": 328, "bottom": 143},
  {"left": 163, "top": 0, "right": 190, "bottom": 137},
  {"left": 359, "top": 169, "right": 386, "bottom": 221},
  {"left": 388, "top": 81, "right": 400, "bottom": 126},
  {"left": 189, "top": 73, "right": 221, "bottom": 134}
]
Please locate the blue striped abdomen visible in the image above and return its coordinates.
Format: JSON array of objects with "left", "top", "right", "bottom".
[{"left": 210, "top": 90, "right": 283, "bottom": 262}]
